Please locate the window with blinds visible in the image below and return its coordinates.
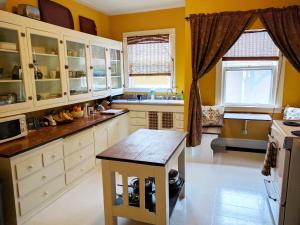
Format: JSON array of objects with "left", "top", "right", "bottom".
[
  {"left": 124, "top": 29, "right": 175, "bottom": 90},
  {"left": 223, "top": 30, "right": 280, "bottom": 61},
  {"left": 220, "top": 30, "right": 282, "bottom": 108}
]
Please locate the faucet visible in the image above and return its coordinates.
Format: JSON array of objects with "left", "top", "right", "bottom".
[{"left": 166, "top": 88, "right": 173, "bottom": 100}]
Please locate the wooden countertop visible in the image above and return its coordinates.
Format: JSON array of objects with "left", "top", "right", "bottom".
[
  {"left": 97, "top": 129, "right": 187, "bottom": 166},
  {"left": 0, "top": 110, "right": 129, "bottom": 158}
]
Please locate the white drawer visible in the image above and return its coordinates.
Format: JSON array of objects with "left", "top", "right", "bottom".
[
  {"left": 42, "top": 143, "right": 63, "bottom": 167},
  {"left": 64, "top": 128, "right": 94, "bottom": 156},
  {"left": 64, "top": 144, "right": 94, "bottom": 170},
  {"left": 175, "top": 113, "right": 184, "bottom": 121},
  {"left": 130, "top": 118, "right": 147, "bottom": 126},
  {"left": 66, "top": 157, "right": 95, "bottom": 185},
  {"left": 16, "top": 155, "right": 43, "bottom": 180},
  {"left": 19, "top": 175, "right": 65, "bottom": 216},
  {"left": 129, "top": 111, "right": 146, "bottom": 118},
  {"left": 174, "top": 120, "right": 184, "bottom": 129},
  {"left": 18, "top": 160, "right": 64, "bottom": 197}
]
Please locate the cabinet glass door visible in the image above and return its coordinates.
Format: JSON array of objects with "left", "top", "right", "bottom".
[
  {"left": 66, "top": 40, "right": 89, "bottom": 97},
  {"left": 91, "top": 45, "right": 107, "bottom": 96},
  {"left": 29, "top": 31, "right": 65, "bottom": 105},
  {"left": 0, "top": 26, "right": 27, "bottom": 109},
  {"left": 110, "top": 49, "right": 122, "bottom": 90}
]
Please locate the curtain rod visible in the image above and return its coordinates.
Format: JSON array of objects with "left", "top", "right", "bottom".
[{"left": 184, "top": 8, "right": 269, "bottom": 21}]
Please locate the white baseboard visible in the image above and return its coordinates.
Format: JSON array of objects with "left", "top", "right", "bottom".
[{"left": 212, "top": 138, "right": 268, "bottom": 151}]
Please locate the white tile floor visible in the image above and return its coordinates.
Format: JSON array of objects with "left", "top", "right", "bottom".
[{"left": 24, "top": 147, "right": 273, "bottom": 225}]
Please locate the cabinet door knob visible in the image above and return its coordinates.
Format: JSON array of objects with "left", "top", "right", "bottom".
[
  {"left": 64, "top": 92, "right": 67, "bottom": 96},
  {"left": 89, "top": 89, "right": 92, "bottom": 92},
  {"left": 90, "top": 66, "right": 93, "bottom": 70},
  {"left": 29, "top": 63, "right": 34, "bottom": 68},
  {"left": 65, "top": 65, "right": 69, "bottom": 69},
  {"left": 60, "top": 40, "right": 63, "bottom": 44},
  {"left": 108, "top": 67, "right": 112, "bottom": 70},
  {"left": 28, "top": 96, "right": 33, "bottom": 100},
  {"left": 28, "top": 164, "right": 34, "bottom": 169}
]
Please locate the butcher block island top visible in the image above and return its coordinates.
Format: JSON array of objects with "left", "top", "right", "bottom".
[
  {"left": 97, "top": 129, "right": 187, "bottom": 166},
  {"left": 0, "top": 110, "right": 128, "bottom": 158},
  {"left": 98, "top": 129, "right": 187, "bottom": 225}
]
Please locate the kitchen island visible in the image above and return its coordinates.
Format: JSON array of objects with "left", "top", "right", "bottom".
[{"left": 97, "top": 129, "right": 187, "bottom": 225}]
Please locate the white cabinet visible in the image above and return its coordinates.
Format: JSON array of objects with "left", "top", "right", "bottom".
[
  {"left": 0, "top": 22, "right": 33, "bottom": 113},
  {"left": 107, "top": 114, "right": 129, "bottom": 146},
  {"left": 0, "top": 113, "right": 130, "bottom": 225},
  {"left": 64, "top": 36, "right": 92, "bottom": 101},
  {"left": 27, "top": 29, "right": 67, "bottom": 106},
  {"left": 94, "top": 122, "right": 109, "bottom": 155},
  {"left": 90, "top": 40, "right": 110, "bottom": 98},
  {"left": 108, "top": 42, "right": 124, "bottom": 96},
  {"left": 0, "top": 10, "right": 125, "bottom": 117}
]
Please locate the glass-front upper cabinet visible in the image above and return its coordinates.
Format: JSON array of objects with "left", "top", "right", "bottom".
[
  {"left": 27, "top": 29, "right": 66, "bottom": 106},
  {"left": 0, "top": 22, "right": 32, "bottom": 113},
  {"left": 90, "top": 44, "right": 108, "bottom": 97},
  {"left": 109, "top": 48, "right": 124, "bottom": 96},
  {"left": 65, "top": 37, "right": 91, "bottom": 100}
]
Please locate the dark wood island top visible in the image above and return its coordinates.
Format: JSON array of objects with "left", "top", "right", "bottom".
[{"left": 96, "top": 129, "right": 187, "bottom": 166}]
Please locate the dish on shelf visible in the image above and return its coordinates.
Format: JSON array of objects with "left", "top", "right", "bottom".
[
  {"left": 0, "top": 42, "right": 17, "bottom": 51},
  {"left": 32, "top": 46, "right": 46, "bottom": 54}
]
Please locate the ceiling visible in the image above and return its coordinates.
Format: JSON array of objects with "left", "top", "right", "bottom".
[{"left": 77, "top": 0, "right": 185, "bottom": 15}]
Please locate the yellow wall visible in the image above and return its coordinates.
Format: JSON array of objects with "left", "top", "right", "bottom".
[
  {"left": 184, "top": 0, "right": 300, "bottom": 140},
  {"left": 110, "top": 7, "right": 185, "bottom": 94},
  {"left": 5, "top": 0, "right": 111, "bottom": 38}
]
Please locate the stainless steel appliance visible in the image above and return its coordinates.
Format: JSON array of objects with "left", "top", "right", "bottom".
[
  {"left": 0, "top": 115, "right": 28, "bottom": 144},
  {"left": 266, "top": 120, "right": 300, "bottom": 225}
]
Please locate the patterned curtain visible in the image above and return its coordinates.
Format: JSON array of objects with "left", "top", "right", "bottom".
[
  {"left": 259, "top": 6, "right": 300, "bottom": 72},
  {"left": 187, "top": 10, "right": 255, "bottom": 147}
]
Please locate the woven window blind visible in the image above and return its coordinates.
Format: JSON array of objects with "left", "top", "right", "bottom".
[
  {"left": 223, "top": 30, "right": 280, "bottom": 61},
  {"left": 127, "top": 34, "right": 172, "bottom": 76}
]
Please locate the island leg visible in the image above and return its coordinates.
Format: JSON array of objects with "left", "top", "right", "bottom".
[
  {"left": 102, "top": 160, "right": 118, "bottom": 225},
  {"left": 155, "top": 166, "right": 169, "bottom": 225},
  {"left": 178, "top": 146, "right": 185, "bottom": 199}
]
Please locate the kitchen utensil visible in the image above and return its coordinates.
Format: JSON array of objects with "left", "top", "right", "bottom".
[
  {"left": 12, "top": 65, "right": 22, "bottom": 80},
  {"left": 0, "top": 93, "right": 17, "bottom": 105},
  {"left": 16, "top": 4, "right": 40, "bottom": 20},
  {"left": 0, "top": 42, "right": 17, "bottom": 51},
  {"left": 50, "top": 71, "right": 57, "bottom": 79}
]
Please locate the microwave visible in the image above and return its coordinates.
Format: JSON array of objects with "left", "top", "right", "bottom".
[{"left": 0, "top": 115, "right": 28, "bottom": 144}]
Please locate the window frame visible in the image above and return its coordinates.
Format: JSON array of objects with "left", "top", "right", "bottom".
[
  {"left": 216, "top": 55, "right": 286, "bottom": 113},
  {"left": 123, "top": 28, "right": 176, "bottom": 93}
]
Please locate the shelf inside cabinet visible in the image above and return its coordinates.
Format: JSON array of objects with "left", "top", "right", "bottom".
[
  {"left": 35, "top": 79, "right": 60, "bottom": 82},
  {"left": 0, "top": 48, "right": 19, "bottom": 54},
  {"left": 33, "top": 52, "right": 58, "bottom": 57},
  {"left": 69, "top": 77, "right": 87, "bottom": 80},
  {"left": 0, "top": 79, "right": 22, "bottom": 83},
  {"left": 67, "top": 56, "right": 85, "bottom": 60}
]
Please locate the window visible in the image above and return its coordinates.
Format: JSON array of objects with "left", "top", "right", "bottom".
[
  {"left": 216, "top": 30, "right": 285, "bottom": 111},
  {"left": 123, "top": 29, "right": 175, "bottom": 91}
]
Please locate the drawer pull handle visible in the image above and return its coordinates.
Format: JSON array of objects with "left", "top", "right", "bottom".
[
  {"left": 28, "top": 164, "right": 34, "bottom": 169},
  {"left": 51, "top": 155, "right": 56, "bottom": 159},
  {"left": 43, "top": 191, "right": 49, "bottom": 196},
  {"left": 42, "top": 175, "right": 47, "bottom": 180},
  {"left": 80, "top": 155, "right": 83, "bottom": 159}
]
